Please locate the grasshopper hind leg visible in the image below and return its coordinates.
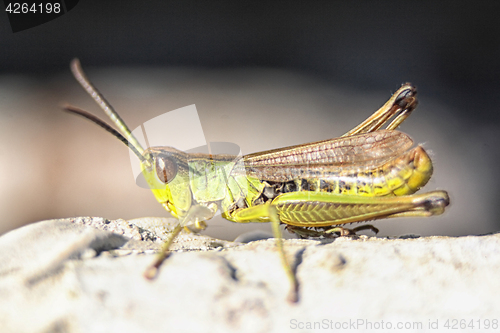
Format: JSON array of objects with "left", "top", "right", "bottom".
[
  {"left": 286, "top": 224, "right": 379, "bottom": 239},
  {"left": 327, "top": 224, "right": 380, "bottom": 236}
]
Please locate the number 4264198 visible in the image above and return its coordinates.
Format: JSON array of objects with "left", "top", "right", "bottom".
[{"left": 5, "top": 2, "right": 61, "bottom": 14}]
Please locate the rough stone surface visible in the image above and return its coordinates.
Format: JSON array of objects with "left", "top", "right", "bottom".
[{"left": 1, "top": 217, "right": 499, "bottom": 332}]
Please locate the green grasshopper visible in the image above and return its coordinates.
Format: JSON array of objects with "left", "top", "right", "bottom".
[{"left": 64, "top": 59, "right": 449, "bottom": 302}]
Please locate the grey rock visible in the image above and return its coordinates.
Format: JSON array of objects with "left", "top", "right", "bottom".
[
  {"left": 233, "top": 229, "right": 274, "bottom": 243},
  {"left": 1, "top": 217, "right": 499, "bottom": 332}
]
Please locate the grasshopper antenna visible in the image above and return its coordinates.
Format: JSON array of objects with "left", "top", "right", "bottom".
[
  {"left": 70, "top": 59, "right": 147, "bottom": 156},
  {"left": 63, "top": 105, "right": 149, "bottom": 165},
  {"left": 69, "top": 58, "right": 151, "bottom": 167}
]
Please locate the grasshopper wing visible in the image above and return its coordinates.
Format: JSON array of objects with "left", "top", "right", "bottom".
[{"left": 243, "top": 130, "right": 413, "bottom": 169}]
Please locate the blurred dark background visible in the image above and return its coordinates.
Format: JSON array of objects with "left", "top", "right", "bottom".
[{"left": 0, "top": 1, "right": 499, "bottom": 239}]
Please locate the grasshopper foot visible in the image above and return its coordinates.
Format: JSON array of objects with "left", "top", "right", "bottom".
[
  {"left": 286, "top": 224, "right": 379, "bottom": 239},
  {"left": 143, "top": 266, "right": 159, "bottom": 280},
  {"left": 326, "top": 224, "right": 380, "bottom": 236},
  {"left": 143, "top": 253, "right": 170, "bottom": 280},
  {"left": 287, "top": 280, "right": 300, "bottom": 304}
]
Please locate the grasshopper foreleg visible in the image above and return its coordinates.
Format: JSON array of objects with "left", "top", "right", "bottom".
[
  {"left": 144, "top": 223, "right": 183, "bottom": 279},
  {"left": 143, "top": 205, "right": 215, "bottom": 279}
]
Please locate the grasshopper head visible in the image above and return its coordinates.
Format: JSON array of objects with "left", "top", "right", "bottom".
[
  {"left": 140, "top": 147, "right": 192, "bottom": 218},
  {"left": 65, "top": 59, "right": 196, "bottom": 220}
]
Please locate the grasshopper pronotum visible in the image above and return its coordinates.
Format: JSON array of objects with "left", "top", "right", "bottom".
[{"left": 64, "top": 59, "right": 449, "bottom": 302}]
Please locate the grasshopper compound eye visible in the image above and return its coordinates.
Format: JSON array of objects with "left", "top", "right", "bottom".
[{"left": 155, "top": 154, "right": 178, "bottom": 184}]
